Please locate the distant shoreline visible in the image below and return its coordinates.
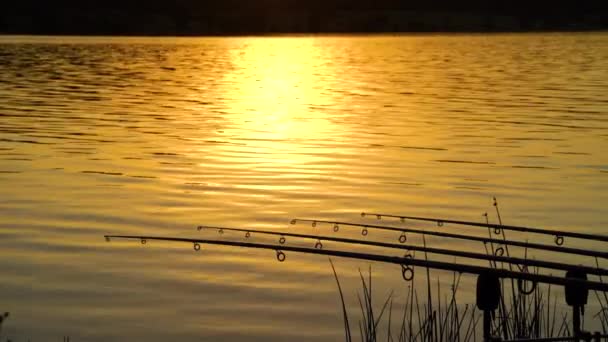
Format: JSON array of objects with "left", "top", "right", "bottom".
[
  {"left": 1, "top": 30, "right": 607, "bottom": 38},
  {"left": 2, "top": 7, "right": 606, "bottom": 36}
]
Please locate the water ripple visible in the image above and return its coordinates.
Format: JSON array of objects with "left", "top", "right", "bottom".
[{"left": 0, "top": 34, "right": 607, "bottom": 342}]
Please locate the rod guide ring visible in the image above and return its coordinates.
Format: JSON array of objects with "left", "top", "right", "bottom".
[
  {"left": 276, "top": 250, "right": 286, "bottom": 262},
  {"left": 517, "top": 278, "right": 537, "bottom": 295},
  {"left": 315, "top": 240, "right": 323, "bottom": 249},
  {"left": 402, "top": 265, "right": 414, "bottom": 281}
]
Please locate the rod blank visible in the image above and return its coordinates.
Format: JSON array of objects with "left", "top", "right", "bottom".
[
  {"left": 198, "top": 225, "right": 608, "bottom": 276},
  {"left": 291, "top": 219, "right": 608, "bottom": 260},
  {"left": 362, "top": 212, "right": 608, "bottom": 243},
  {"left": 104, "top": 234, "right": 608, "bottom": 292}
]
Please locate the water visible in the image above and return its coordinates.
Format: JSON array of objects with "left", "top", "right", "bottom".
[{"left": 0, "top": 34, "right": 607, "bottom": 341}]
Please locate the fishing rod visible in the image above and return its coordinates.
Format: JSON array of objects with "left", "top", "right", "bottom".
[
  {"left": 103, "top": 234, "right": 608, "bottom": 292},
  {"left": 197, "top": 225, "right": 608, "bottom": 277},
  {"left": 361, "top": 212, "right": 608, "bottom": 245},
  {"left": 290, "top": 219, "right": 608, "bottom": 260}
]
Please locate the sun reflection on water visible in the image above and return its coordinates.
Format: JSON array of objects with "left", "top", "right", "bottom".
[
  {"left": 225, "top": 39, "right": 336, "bottom": 141},
  {"left": 191, "top": 38, "right": 350, "bottom": 182}
]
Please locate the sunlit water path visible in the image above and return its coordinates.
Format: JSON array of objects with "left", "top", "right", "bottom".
[{"left": 0, "top": 34, "right": 607, "bottom": 341}]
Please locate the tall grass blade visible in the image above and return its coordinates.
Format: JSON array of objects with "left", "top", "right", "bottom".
[{"left": 329, "top": 258, "right": 352, "bottom": 342}]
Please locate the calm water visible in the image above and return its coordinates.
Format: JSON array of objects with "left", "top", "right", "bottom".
[{"left": 0, "top": 34, "right": 607, "bottom": 341}]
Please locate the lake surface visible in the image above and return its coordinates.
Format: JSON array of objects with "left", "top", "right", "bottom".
[{"left": 0, "top": 34, "right": 607, "bottom": 341}]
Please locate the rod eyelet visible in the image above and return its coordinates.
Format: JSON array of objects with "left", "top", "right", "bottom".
[
  {"left": 193, "top": 243, "right": 201, "bottom": 251},
  {"left": 333, "top": 224, "right": 339, "bottom": 232},
  {"left": 276, "top": 250, "right": 286, "bottom": 262},
  {"left": 402, "top": 265, "right": 414, "bottom": 281},
  {"left": 555, "top": 235, "right": 564, "bottom": 246},
  {"left": 279, "top": 236, "right": 286, "bottom": 244},
  {"left": 517, "top": 278, "right": 537, "bottom": 295},
  {"left": 399, "top": 234, "right": 407, "bottom": 244},
  {"left": 361, "top": 228, "right": 368, "bottom": 236},
  {"left": 315, "top": 240, "right": 323, "bottom": 249}
]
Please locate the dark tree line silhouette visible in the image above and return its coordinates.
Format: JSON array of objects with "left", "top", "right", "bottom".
[{"left": 1, "top": 1, "right": 606, "bottom": 35}]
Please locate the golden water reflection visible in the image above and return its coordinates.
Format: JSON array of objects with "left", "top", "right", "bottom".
[
  {"left": 216, "top": 39, "right": 342, "bottom": 156},
  {"left": 0, "top": 34, "right": 607, "bottom": 341}
]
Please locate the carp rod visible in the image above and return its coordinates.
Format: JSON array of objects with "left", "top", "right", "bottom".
[
  {"left": 197, "top": 225, "right": 608, "bottom": 276},
  {"left": 361, "top": 212, "right": 608, "bottom": 244},
  {"left": 290, "top": 219, "right": 608, "bottom": 260},
  {"left": 103, "top": 234, "right": 608, "bottom": 292}
]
